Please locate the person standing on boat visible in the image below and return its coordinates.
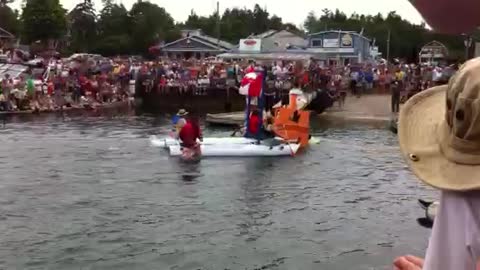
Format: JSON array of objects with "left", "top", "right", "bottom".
[{"left": 247, "top": 109, "right": 261, "bottom": 137}]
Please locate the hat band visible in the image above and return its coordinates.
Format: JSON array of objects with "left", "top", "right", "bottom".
[{"left": 438, "top": 122, "right": 480, "bottom": 165}]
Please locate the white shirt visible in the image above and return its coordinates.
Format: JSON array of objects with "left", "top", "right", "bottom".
[
  {"left": 424, "top": 191, "right": 480, "bottom": 270},
  {"left": 273, "top": 65, "right": 282, "bottom": 76},
  {"left": 432, "top": 69, "right": 443, "bottom": 82},
  {"left": 351, "top": 71, "right": 359, "bottom": 81}
]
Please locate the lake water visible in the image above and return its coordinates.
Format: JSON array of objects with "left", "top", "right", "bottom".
[{"left": 0, "top": 114, "right": 436, "bottom": 270}]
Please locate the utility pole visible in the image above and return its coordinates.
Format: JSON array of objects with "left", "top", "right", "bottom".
[
  {"left": 216, "top": 1, "right": 220, "bottom": 49},
  {"left": 386, "top": 29, "right": 391, "bottom": 63}
]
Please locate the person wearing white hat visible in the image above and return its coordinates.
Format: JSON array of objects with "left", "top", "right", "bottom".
[
  {"left": 170, "top": 108, "right": 189, "bottom": 134},
  {"left": 394, "top": 58, "right": 480, "bottom": 270}
]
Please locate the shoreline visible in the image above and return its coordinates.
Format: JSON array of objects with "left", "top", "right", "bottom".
[
  {"left": 320, "top": 94, "right": 395, "bottom": 124},
  {"left": 205, "top": 110, "right": 394, "bottom": 126},
  {"left": 205, "top": 94, "right": 396, "bottom": 126},
  {"left": 0, "top": 100, "right": 130, "bottom": 117},
  {"left": 318, "top": 111, "right": 392, "bottom": 123}
]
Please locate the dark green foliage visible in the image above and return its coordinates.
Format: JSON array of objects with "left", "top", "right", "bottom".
[
  {"left": 184, "top": 4, "right": 300, "bottom": 44},
  {"left": 68, "top": 0, "right": 97, "bottom": 52},
  {"left": 14, "top": 1, "right": 466, "bottom": 59},
  {"left": 0, "top": 0, "right": 19, "bottom": 36},
  {"left": 21, "top": 0, "right": 67, "bottom": 43}
]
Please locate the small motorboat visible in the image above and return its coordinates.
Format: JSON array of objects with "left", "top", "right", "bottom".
[{"left": 168, "top": 141, "right": 301, "bottom": 157}]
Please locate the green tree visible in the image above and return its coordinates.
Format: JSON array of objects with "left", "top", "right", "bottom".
[
  {"left": 218, "top": 8, "right": 252, "bottom": 43},
  {"left": 21, "top": 0, "right": 67, "bottom": 44},
  {"left": 304, "top": 11, "right": 317, "bottom": 33},
  {"left": 184, "top": 4, "right": 297, "bottom": 44},
  {"left": 129, "top": 1, "right": 179, "bottom": 55},
  {"left": 98, "top": 1, "right": 129, "bottom": 37},
  {"left": 184, "top": 10, "right": 205, "bottom": 30},
  {"left": 95, "top": 1, "right": 131, "bottom": 55},
  {"left": 252, "top": 4, "right": 269, "bottom": 34},
  {"left": 68, "top": 0, "right": 97, "bottom": 52},
  {"left": 0, "top": 0, "right": 19, "bottom": 36},
  {"left": 269, "top": 15, "right": 283, "bottom": 30}
]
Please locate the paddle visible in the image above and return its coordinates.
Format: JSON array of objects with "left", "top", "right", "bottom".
[{"left": 230, "top": 125, "right": 243, "bottom": 137}]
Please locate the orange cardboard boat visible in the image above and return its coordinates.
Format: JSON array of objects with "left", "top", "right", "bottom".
[{"left": 272, "top": 89, "right": 311, "bottom": 148}]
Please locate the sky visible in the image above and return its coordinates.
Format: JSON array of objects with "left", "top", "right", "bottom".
[{"left": 12, "top": 0, "right": 425, "bottom": 27}]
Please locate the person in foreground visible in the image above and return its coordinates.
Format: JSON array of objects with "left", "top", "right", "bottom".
[
  {"left": 178, "top": 115, "right": 203, "bottom": 161},
  {"left": 394, "top": 58, "right": 480, "bottom": 270}
]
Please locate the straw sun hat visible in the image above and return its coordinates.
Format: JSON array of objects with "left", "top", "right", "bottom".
[
  {"left": 399, "top": 58, "right": 480, "bottom": 191},
  {"left": 177, "top": 109, "right": 189, "bottom": 116}
]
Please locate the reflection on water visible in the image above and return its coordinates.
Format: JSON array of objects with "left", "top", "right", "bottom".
[
  {"left": 179, "top": 162, "right": 202, "bottom": 183},
  {"left": 0, "top": 114, "right": 436, "bottom": 270}
]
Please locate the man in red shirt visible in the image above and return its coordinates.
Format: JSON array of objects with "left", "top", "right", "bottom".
[
  {"left": 179, "top": 119, "right": 202, "bottom": 147},
  {"left": 178, "top": 116, "right": 203, "bottom": 160}
]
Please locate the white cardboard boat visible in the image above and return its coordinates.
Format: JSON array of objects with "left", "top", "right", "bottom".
[
  {"left": 168, "top": 142, "right": 301, "bottom": 157},
  {"left": 150, "top": 136, "right": 257, "bottom": 149},
  {"left": 150, "top": 135, "right": 320, "bottom": 151}
]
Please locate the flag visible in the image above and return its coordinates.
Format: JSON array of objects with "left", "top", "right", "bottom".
[{"left": 239, "top": 72, "right": 263, "bottom": 97}]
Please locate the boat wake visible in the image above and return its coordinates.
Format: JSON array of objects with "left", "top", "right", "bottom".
[{"left": 150, "top": 135, "right": 165, "bottom": 148}]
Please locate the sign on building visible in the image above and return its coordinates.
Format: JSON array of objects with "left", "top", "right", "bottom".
[
  {"left": 419, "top": 40, "right": 449, "bottom": 64},
  {"left": 341, "top": 34, "right": 353, "bottom": 47},
  {"left": 323, "top": 39, "right": 339, "bottom": 48},
  {"left": 308, "top": 48, "right": 355, "bottom": 53},
  {"left": 239, "top": 39, "right": 262, "bottom": 52}
]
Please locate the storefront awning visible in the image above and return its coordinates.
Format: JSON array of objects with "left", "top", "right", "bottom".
[{"left": 218, "top": 52, "right": 318, "bottom": 61}]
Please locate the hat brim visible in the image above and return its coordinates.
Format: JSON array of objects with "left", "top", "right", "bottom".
[{"left": 399, "top": 85, "right": 480, "bottom": 191}]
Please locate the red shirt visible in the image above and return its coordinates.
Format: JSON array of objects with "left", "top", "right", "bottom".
[
  {"left": 159, "top": 78, "right": 167, "bottom": 86},
  {"left": 179, "top": 121, "right": 202, "bottom": 147},
  {"left": 248, "top": 114, "right": 260, "bottom": 135},
  {"left": 47, "top": 82, "right": 54, "bottom": 95},
  {"left": 302, "top": 72, "right": 309, "bottom": 84}
]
